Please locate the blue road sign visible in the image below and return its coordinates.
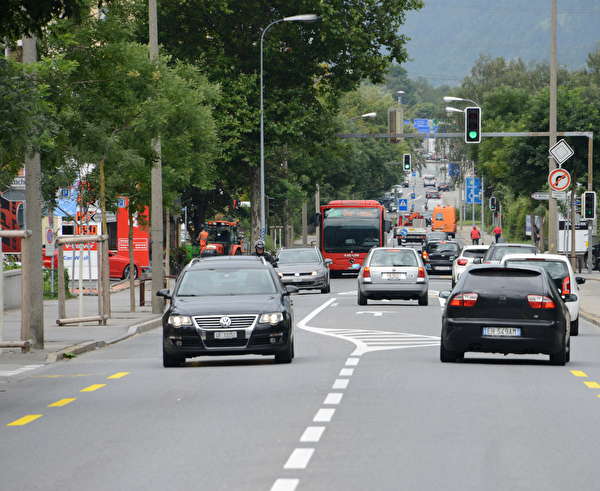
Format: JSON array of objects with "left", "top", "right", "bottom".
[
  {"left": 400, "top": 228, "right": 408, "bottom": 236},
  {"left": 411, "top": 193, "right": 416, "bottom": 199},
  {"left": 466, "top": 178, "right": 482, "bottom": 204},
  {"left": 398, "top": 199, "right": 408, "bottom": 211}
]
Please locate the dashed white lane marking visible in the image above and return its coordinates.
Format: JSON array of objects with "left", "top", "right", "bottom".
[
  {"left": 270, "top": 479, "right": 299, "bottom": 491},
  {"left": 324, "top": 393, "right": 343, "bottom": 404},
  {"left": 340, "top": 368, "right": 354, "bottom": 376},
  {"left": 332, "top": 379, "right": 349, "bottom": 389},
  {"left": 0, "top": 364, "right": 45, "bottom": 377},
  {"left": 300, "top": 426, "right": 326, "bottom": 442},
  {"left": 313, "top": 408, "right": 335, "bottom": 422},
  {"left": 284, "top": 448, "right": 315, "bottom": 469},
  {"left": 346, "top": 358, "right": 359, "bottom": 366}
]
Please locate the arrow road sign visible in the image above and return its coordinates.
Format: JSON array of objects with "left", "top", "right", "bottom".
[{"left": 531, "top": 192, "right": 549, "bottom": 201}]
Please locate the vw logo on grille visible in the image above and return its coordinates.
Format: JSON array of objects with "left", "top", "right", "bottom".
[
  {"left": 294, "top": 272, "right": 300, "bottom": 277},
  {"left": 219, "top": 316, "right": 232, "bottom": 327}
]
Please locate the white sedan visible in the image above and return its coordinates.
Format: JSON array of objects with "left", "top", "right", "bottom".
[
  {"left": 451, "top": 245, "right": 490, "bottom": 288},
  {"left": 500, "top": 253, "right": 586, "bottom": 336}
]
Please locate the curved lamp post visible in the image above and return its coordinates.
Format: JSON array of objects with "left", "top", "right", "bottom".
[
  {"left": 443, "top": 96, "right": 480, "bottom": 107},
  {"left": 350, "top": 112, "right": 377, "bottom": 121},
  {"left": 260, "top": 14, "right": 319, "bottom": 240}
]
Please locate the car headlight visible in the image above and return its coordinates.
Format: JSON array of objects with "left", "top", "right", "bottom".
[
  {"left": 311, "top": 270, "right": 320, "bottom": 276},
  {"left": 260, "top": 312, "right": 284, "bottom": 325},
  {"left": 168, "top": 315, "right": 192, "bottom": 328}
]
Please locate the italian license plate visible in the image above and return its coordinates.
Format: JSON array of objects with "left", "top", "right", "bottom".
[
  {"left": 386, "top": 272, "right": 406, "bottom": 280},
  {"left": 483, "top": 327, "right": 521, "bottom": 337},
  {"left": 215, "top": 331, "right": 237, "bottom": 340}
]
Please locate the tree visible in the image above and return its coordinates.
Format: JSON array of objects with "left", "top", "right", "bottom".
[{"left": 137, "top": 0, "right": 424, "bottom": 242}]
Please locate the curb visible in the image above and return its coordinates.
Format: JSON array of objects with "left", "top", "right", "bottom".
[{"left": 45, "top": 316, "right": 162, "bottom": 363}]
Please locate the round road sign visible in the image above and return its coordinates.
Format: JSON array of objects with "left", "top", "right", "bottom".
[{"left": 548, "top": 168, "right": 571, "bottom": 192}]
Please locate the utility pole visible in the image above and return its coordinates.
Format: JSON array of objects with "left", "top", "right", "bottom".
[
  {"left": 548, "top": 0, "right": 558, "bottom": 253},
  {"left": 149, "top": 0, "right": 164, "bottom": 313},
  {"left": 23, "top": 35, "right": 44, "bottom": 348}
]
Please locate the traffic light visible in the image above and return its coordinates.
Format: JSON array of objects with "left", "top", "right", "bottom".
[
  {"left": 465, "top": 107, "right": 481, "bottom": 143},
  {"left": 490, "top": 196, "right": 496, "bottom": 211},
  {"left": 583, "top": 191, "right": 596, "bottom": 220},
  {"left": 403, "top": 154, "right": 411, "bottom": 172},
  {"left": 268, "top": 197, "right": 275, "bottom": 216}
]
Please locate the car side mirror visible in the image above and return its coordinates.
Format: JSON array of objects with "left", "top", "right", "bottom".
[
  {"left": 563, "top": 293, "right": 578, "bottom": 303},
  {"left": 156, "top": 289, "right": 171, "bottom": 299},
  {"left": 438, "top": 290, "right": 451, "bottom": 299},
  {"left": 284, "top": 285, "right": 299, "bottom": 295},
  {"left": 576, "top": 277, "right": 586, "bottom": 285},
  {"left": 324, "top": 258, "right": 333, "bottom": 266},
  {"left": 473, "top": 257, "right": 482, "bottom": 264}
]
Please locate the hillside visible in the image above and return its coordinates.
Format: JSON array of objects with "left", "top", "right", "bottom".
[{"left": 401, "top": 0, "right": 600, "bottom": 86}]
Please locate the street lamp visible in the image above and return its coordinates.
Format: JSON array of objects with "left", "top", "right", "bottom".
[
  {"left": 397, "top": 90, "right": 405, "bottom": 106},
  {"left": 443, "top": 96, "right": 480, "bottom": 107},
  {"left": 350, "top": 112, "right": 376, "bottom": 121},
  {"left": 445, "top": 106, "right": 465, "bottom": 115},
  {"left": 260, "top": 13, "right": 319, "bottom": 240}
]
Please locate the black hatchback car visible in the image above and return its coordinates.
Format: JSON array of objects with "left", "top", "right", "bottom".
[
  {"left": 439, "top": 264, "right": 575, "bottom": 365},
  {"left": 422, "top": 240, "right": 460, "bottom": 274},
  {"left": 157, "top": 256, "right": 298, "bottom": 367}
]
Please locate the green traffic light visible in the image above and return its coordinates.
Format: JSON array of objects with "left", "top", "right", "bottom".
[{"left": 469, "top": 131, "right": 478, "bottom": 139}]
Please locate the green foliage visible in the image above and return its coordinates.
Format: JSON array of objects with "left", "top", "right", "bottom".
[{"left": 43, "top": 267, "right": 74, "bottom": 299}]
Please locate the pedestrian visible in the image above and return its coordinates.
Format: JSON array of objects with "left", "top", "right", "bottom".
[
  {"left": 493, "top": 225, "right": 502, "bottom": 243},
  {"left": 196, "top": 224, "right": 208, "bottom": 254},
  {"left": 470, "top": 225, "right": 481, "bottom": 245},
  {"left": 534, "top": 224, "right": 540, "bottom": 245}
]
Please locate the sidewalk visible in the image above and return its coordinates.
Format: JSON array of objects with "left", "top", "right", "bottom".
[{"left": 0, "top": 278, "right": 163, "bottom": 365}]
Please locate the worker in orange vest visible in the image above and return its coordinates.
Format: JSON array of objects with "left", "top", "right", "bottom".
[
  {"left": 196, "top": 224, "right": 208, "bottom": 253},
  {"left": 470, "top": 225, "right": 481, "bottom": 245}
]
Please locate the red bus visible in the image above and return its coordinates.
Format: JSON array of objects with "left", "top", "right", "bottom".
[{"left": 318, "top": 200, "right": 392, "bottom": 275}]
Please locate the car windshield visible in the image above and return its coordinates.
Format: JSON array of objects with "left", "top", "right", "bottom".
[
  {"left": 504, "top": 259, "right": 568, "bottom": 279},
  {"left": 370, "top": 250, "right": 417, "bottom": 267},
  {"left": 277, "top": 250, "right": 321, "bottom": 264},
  {"left": 176, "top": 268, "right": 277, "bottom": 296}
]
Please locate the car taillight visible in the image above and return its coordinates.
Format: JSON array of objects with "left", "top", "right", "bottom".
[
  {"left": 457, "top": 259, "right": 468, "bottom": 266},
  {"left": 527, "top": 295, "right": 556, "bottom": 309},
  {"left": 449, "top": 293, "right": 478, "bottom": 307},
  {"left": 417, "top": 267, "right": 425, "bottom": 279},
  {"left": 363, "top": 267, "right": 371, "bottom": 279},
  {"left": 562, "top": 277, "right": 571, "bottom": 295},
  {"left": 422, "top": 251, "right": 429, "bottom": 261}
]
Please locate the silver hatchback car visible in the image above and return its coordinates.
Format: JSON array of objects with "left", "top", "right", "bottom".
[{"left": 357, "top": 247, "right": 429, "bottom": 305}]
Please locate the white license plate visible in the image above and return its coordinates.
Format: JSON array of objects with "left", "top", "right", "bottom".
[
  {"left": 293, "top": 277, "right": 303, "bottom": 282},
  {"left": 385, "top": 273, "right": 406, "bottom": 280},
  {"left": 215, "top": 331, "right": 237, "bottom": 339},
  {"left": 483, "top": 327, "right": 521, "bottom": 337},
  {"left": 435, "top": 266, "right": 451, "bottom": 271}
]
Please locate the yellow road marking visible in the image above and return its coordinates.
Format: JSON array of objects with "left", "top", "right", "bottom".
[
  {"left": 81, "top": 384, "right": 106, "bottom": 392},
  {"left": 48, "top": 398, "right": 77, "bottom": 407},
  {"left": 8, "top": 415, "right": 42, "bottom": 426},
  {"left": 108, "top": 372, "right": 130, "bottom": 379},
  {"left": 571, "top": 370, "right": 588, "bottom": 377},
  {"left": 584, "top": 382, "right": 600, "bottom": 389}
]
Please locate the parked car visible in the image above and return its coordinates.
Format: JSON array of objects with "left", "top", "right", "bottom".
[
  {"left": 43, "top": 249, "right": 142, "bottom": 280},
  {"left": 451, "top": 245, "right": 490, "bottom": 288},
  {"left": 422, "top": 240, "right": 461, "bottom": 275},
  {"left": 275, "top": 247, "right": 332, "bottom": 294},
  {"left": 157, "top": 255, "right": 298, "bottom": 367},
  {"left": 477, "top": 243, "right": 539, "bottom": 264},
  {"left": 439, "top": 264, "right": 574, "bottom": 365},
  {"left": 425, "top": 190, "right": 441, "bottom": 199},
  {"left": 500, "top": 253, "right": 586, "bottom": 336},
  {"left": 357, "top": 247, "right": 429, "bottom": 306}
]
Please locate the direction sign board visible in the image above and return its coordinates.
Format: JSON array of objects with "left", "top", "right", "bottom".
[
  {"left": 531, "top": 192, "right": 549, "bottom": 201},
  {"left": 466, "top": 178, "right": 482, "bottom": 204},
  {"left": 549, "top": 139, "right": 574, "bottom": 166},
  {"left": 548, "top": 168, "right": 571, "bottom": 191},
  {"left": 398, "top": 199, "right": 408, "bottom": 211}
]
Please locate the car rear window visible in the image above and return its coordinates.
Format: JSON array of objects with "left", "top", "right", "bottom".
[
  {"left": 464, "top": 268, "right": 541, "bottom": 291},
  {"left": 504, "top": 259, "right": 568, "bottom": 279},
  {"left": 490, "top": 246, "right": 537, "bottom": 261},
  {"left": 462, "top": 249, "right": 488, "bottom": 258},
  {"left": 427, "top": 242, "right": 460, "bottom": 254}
]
